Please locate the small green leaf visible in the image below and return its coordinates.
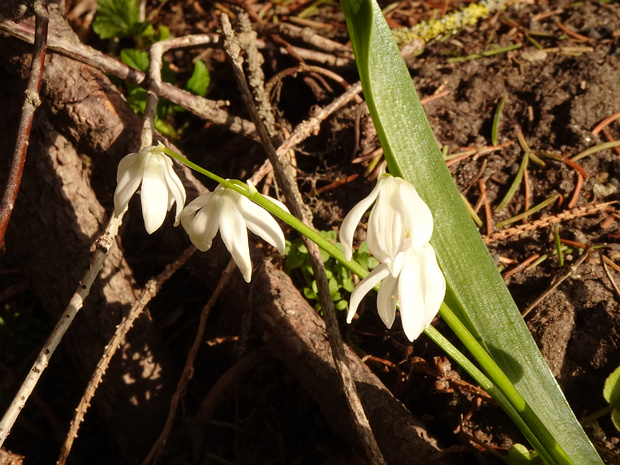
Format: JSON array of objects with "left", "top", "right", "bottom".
[
  {"left": 604, "top": 365, "right": 620, "bottom": 408},
  {"left": 185, "top": 61, "right": 211, "bottom": 97},
  {"left": 121, "top": 48, "right": 149, "bottom": 72},
  {"left": 507, "top": 444, "right": 543, "bottom": 465},
  {"left": 93, "top": 0, "right": 142, "bottom": 39},
  {"left": 303, "top": 286, "right": 318, "bottom": 300},
  {"left": 335, "top": 300, "right": 349, "bottom": 311}
]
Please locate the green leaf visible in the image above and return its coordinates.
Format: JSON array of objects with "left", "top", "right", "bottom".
[
  {"left": 93, "top": 0, "right": 142, "bottom": 39},
  {"left": 185, "top": 61, "right": 211, "bottom": 97},
  {"left": 339, "top": 0, "right": 602, "bottom": 463},
  {"left": 508, "top": 444, "right": 544, "bottom": 465},
  {"left": 604, "top": 365, "right": 620, "bottom": 408},
  {"left": 121, "top": 48, "right": 150, "bottom": 72},
  {"left": 121, "top": 49, "right": 176, "bottom": 84}
]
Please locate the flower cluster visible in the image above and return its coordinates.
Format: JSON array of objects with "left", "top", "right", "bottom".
[
  {"left": 114, "top": 145, "right": 286, "bottom": 282},
  {"left": 339, "top": 172, "right": 445, "bottom": 341},
  {"left": 115, "top": 146, "right": 445, "bottom": 341}
]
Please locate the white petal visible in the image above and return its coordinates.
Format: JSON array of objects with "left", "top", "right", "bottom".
[
  {"left": 339, "top": 177, "right": 384, "bottom": 261},
  {"left": 367, "top": 178, "right": 408, "bottom": 262},
  {"left": 161, "top": 156, "right": 186, "bottom": 226},
  {"left": 140, "top": 153, "right": 170, "bottom": 234},
  {"left": 376, "top": 274, "right": 398, "bottom": 329},
  {"left": 367, "top": 176, "right": 434, "bottom": 261},
  {"left": 347, "top": 263, "right": 391, "bottom": 323},
  {"left": 235, "top": 194, "right": 286, "bottom": 254},
  {"left": 114, "top": 151, "right": 145, "bottom": 216},
  {"left": 181, "top": 193, "right": 211, "bottom": 231},
  {"left": 398, "top": 245, "right": 444, "bottom": 341},
  {"left": 187, "top": 194, "right": 220, "bottom": 251},
  {"left": 396, "top": 250, "right": 425, "bottom": 341},
  {"left": 396, "top": 179, "right": 434, "bottom": 251},
  {"left": 265, "top": 195, "right": 290, "bottom": 214},
  {"left": 418, "top": 243, "right": 446, "bottom": 326},
  {"left": 219, "top": 191, "right": 253, "bottom": 282}
]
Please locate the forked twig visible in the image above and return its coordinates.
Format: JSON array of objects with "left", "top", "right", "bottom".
[
  {"left": 0, "top": 0, "right": 49, "bottom": 247},
  {"left": 57, "top": 247, "right": 197, "bottom": 465},
  {"left": 0, "top": 18, "right": 257, "bottom": 138}
]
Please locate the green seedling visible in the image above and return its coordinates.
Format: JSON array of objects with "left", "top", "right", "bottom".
[
  {"left": 508, "top": 444, "right": 544, "bottom": 465},
  {"left": 604, "top": 364, "right": 620, "bottom": 431},
  {"left": 285, "top": 231, "right": 378, "bottom": 312},
  {"left": 119, "top": 49, "right": 210, "bottom": 139}
]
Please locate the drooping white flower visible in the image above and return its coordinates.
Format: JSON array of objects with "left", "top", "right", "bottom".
[
  {"left": 114, "top": 143, "right": 186, "bottom": 234},
  {"left": 339, "top": 172, "right": 446, "bottom": 341},
  {"left": 181, "top": 183, "right": 288, "bottom": 283},
  {"left": 340, "top": 173, "right": 433, "bottom": 273}
]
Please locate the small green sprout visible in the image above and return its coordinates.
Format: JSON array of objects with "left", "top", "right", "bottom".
[
  {"left": 119, "top": 49, "right": 210, "bottom": 139},
  {"left": 507, "top": 444, "right": 544, "bottom": 465},
  {"left": 603, "top": 364, "right": 620, "bottom": 431},
  {"left": 284, "top": 231, "right": 378, "bottom": 312}
]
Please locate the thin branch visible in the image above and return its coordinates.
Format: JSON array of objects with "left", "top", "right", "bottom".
[
  {"left": 220, "top": 14, "right": 386, "bottom": 465},
  {"left": 0, "top": 212, "right": 124, "bottom": 447},
  {"left": 57, "top": 247, "right": 197, "bottom": 465},
  {"left": 142, "top": 259, "right": 237, "bottom": 465},
  {"left": 0, "top": 1, "right": 49, "bottom": 247},
  {"left": 599, "top": 251, "right": 620, "bottom": 303},
  {"left": 522, "top": 245, "right": 592, "bottom": 318},
  {"left": 0, "top": 18, "right": 257, "bottom": 138}
]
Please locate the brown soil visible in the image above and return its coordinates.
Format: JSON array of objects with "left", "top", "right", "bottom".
[{"left": 1, "top": 0, "right": 620, "bottom": 464}]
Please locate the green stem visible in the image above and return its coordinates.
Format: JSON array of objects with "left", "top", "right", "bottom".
[
  {"left": 580, "top": 405, "right": 612, "bottom": 425},
  {"left": 439, "top": 303, "right": 573, "bottom": 465},
  {"left": 424, "top": 324, "right": 553, "bottom": 465},
  {"left": 163, "top": 147, "right": 368, "bottom": 279}
]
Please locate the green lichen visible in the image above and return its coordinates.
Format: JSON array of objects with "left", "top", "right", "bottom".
[{"left": 392, "top": 0, "right": 503, "bottom": 47}]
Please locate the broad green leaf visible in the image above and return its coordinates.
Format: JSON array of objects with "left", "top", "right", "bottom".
[
  {"left": 339, "top": 0, "right": 602, "bottom": 463},
  {"left": 93, "top": 0, "right": 142, "bottom": 39},
  {"left": 185, "top": 61, "right": 211, "bottom": 97}
]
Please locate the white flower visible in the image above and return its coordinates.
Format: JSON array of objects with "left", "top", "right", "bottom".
[
  {"left": 114, "top": 143, "right": 186, "bottom": 234},
  {"left": 181, "top": 183, "right": 288, "bottom": 283},
  {"left": 339, "top": 173, "right": 446, "bottom": 341},
  {"left": 340, "top": 173, "right": 433, "bottom": 272}
]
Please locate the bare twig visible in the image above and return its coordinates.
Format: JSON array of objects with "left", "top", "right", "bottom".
[
  {"left": 0, "top": 1, "right": 49, "bottom": 247},
  {"left": 0, "top": 212, "right": 124, "bottom": 447},
  {"left": 142, "top": 259, "right": 237, "bottom": 465},
  {"left": 0, "top": 18, "right": 258, "bottom": 138},
  {"left": 255, "top": 22, "right": 353, "bottom": 56},
  {"left": 522, "top": 245, "right": 592, "bottom": 317},
  {"left": 221, "top": 14, "right": 386, "bottom": 465},
  {"left": 599, "top": 251, "right": 620, "bottom": 303},
  {"left": 57, "top": 247, "right": 197, "bottom": 465},
  {"left": 484, "top": 202, "right": 615, "bottom": 243}
]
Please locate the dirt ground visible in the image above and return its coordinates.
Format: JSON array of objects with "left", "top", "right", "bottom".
[{"left": 1, "top": 0, "right": 620, "bottom": 464}]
